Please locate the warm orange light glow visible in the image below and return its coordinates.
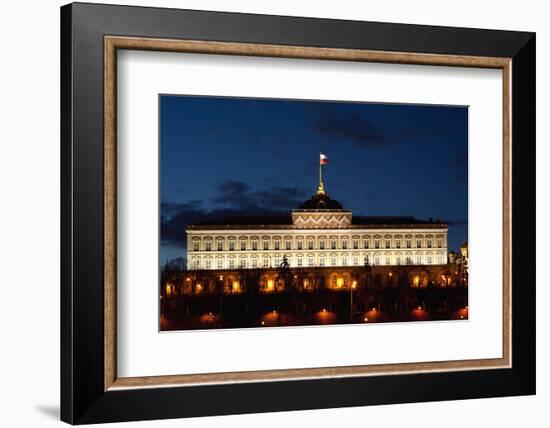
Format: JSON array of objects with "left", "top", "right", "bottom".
[
  {"left": 314, "top": 307, "right": 336, "bottom": 324},
  {"left": 336, "top": 277, "right": 344, "bottom": 288},
  {"left": 389, "top": 272, "right": 393, "bottom": 277},
  {"left": 267, "top": 279, "right": 274, "bottom": 291},
  {"left": 261, "top": 321, "right": 265, "bottom": 326},
  {"left": 352, "top": 281, "right": 357, "bottom": 289},
  {"left": 364, "top": 317, "right": 368, "bottom": 322},
  {"left": 417, "top": 306, "right": 422, "bottom": 310},
  {"left": 199, "top": 313, "right": 217, "bottom": 324},
  {"left": 219, "top": 275, "right": 223, "bottom": 281},
  {"left": 232, "top": 281, "right": 240, "bottom": 292},
  {"left": 413, "top": 276, "right": 420, "bottom": 287},
  {"left": 196, "top": 284, "right": 202, "bottom": 291},
  {"left": 272, "top": 310, "right": 277, "bottom": 314},
  {"left": 186, "top": 277, "right": 191, "bottom": 282},
  {"left": 372, "top": 307, "right": 376, "bottom": 312}
]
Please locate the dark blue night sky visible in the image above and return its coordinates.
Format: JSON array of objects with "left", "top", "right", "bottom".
[{"left": 160, "top": 95, "right": 468, "bottom": 264}]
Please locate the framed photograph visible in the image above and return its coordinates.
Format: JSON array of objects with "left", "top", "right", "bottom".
[{"left": 61, "top": 2, "right": 535, "bottom": 424}]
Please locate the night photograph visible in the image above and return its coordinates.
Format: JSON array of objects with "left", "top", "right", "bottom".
[{"left": 159, "top": 95, "right": 469, "bottom": 331}]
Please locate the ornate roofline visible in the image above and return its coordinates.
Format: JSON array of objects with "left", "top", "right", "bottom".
[{"left": 187, "top": 223, "right": 448, "bottom": 231}]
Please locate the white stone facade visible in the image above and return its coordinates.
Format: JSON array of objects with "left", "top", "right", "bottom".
[{"left": 186, "top": 210, "right": 448, "bottom": 271}]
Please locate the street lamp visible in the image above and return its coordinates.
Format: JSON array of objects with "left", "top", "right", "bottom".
[
  {"left": 218, "top": 275, "right": 224, "bottom": 317},
  {"left": 350, "top": 281, "right": 357, "bottom": 322}
]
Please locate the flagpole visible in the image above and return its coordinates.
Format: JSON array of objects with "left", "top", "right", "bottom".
[
  {"left": 318, "top": 153, "right": 326, "bottom": 194},
  {"left": 319, "top": 153, "right": 322, "bottom": 187}
]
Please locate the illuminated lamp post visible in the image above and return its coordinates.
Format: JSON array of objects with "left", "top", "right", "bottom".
[
  {"left": 218, "top": 275, "right": 224, "bottom": 317},
  {"left": 350, "top": 281, "right": 357, "bottom": 322}
]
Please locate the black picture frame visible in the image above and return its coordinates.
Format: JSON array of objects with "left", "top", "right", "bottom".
[{"left": 61, "top": 2, "right": 535, "bottom": 424}]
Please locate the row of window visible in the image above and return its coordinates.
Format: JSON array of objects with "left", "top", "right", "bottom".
[
  {"left": 192, "top": 238, "right": 445, "bottom": 252},
  {"left": 191, "top": 254, "right": 446, "bottom": 270}
]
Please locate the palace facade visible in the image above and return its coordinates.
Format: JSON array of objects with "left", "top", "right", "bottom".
[{"left": 186, "top": 183, "right": 448, "bottom": 272}]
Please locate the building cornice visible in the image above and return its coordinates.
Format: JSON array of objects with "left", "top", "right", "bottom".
[{"left": 187, "top": 223, "right": 448, "bottom": 232}]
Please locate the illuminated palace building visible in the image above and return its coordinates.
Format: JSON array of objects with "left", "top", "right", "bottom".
[
  {"left": 181, "top": 169, "right": 465, "bottom": 294},
  {"left": 187, "top": 186, "right": 448, "bottom": 271}
]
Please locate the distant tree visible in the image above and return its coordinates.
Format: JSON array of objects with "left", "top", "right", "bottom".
[
  {"left": 161, "top": 258, "right": 186, "bottom": 297},
  {"left": 362, "top": 259, "right": 372, "bottom": 288},
  {"left": 162, "top": 257, "right": 187, "bottom": 273}
]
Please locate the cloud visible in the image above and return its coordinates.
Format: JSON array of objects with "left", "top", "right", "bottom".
[
  {"left": 162, "top": 204, "right": 275, "bottom": 249},
  {"left": 162, "top": 180, "right": 308, "bottom": 249},
  {"left": 315, "top": 113, "right": 386, "bottom": 147},
  {"left": 213, "top": 180, "right": 306, "bottom": 210},
  {"left": 218, "top": 180, "right": 249, "bottom": 195}
]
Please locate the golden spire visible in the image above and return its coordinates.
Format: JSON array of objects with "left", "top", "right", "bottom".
[{"left": 317, "top": 181, "right": 325, "bottom": 195}]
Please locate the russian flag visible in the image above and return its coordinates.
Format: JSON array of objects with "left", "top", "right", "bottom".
[{"left": 320, "top": 153, "right": 329, "bottom": 165}]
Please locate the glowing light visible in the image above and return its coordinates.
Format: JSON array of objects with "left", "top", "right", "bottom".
[
  {"left": 322, "top": 308, "right": 327, "bottom": 313},
  {"left": 460, "top": 315, "right": 464, "bottom": 319},
  {"left": 417, "top": 306, "right": 422, "bottom": 310},
  {"left": 389, "top": 272, "right": 393, "bottom": 277},
  {"left": 267, "top": 279, "right": 274, "bottom": 291},
  {"left": 352, "top": 281, "right": 357, "bottom": 289},
  {"left": 261, "top": 321, "right": 265, "bottom": 326},
  {"left": 272, "top": 310, "right": 277, "bottom": 314},
  {"left": 186, "top": 277, "right": 191, "bottom": 282},
  {"left": 336, "top": 277, "right": 344, "bottom": 288},
  {"left": 219, "top": 275, "right": 223, "bottom": 281},
  {"left": 413, "top": 276, "right": 420, "bottom": 287},
  {"left": 372, "top": 307, "right": 376, "bottom": 312},
  {"left": 364, "top": 317, "right": 368, "bottom": 322}
]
